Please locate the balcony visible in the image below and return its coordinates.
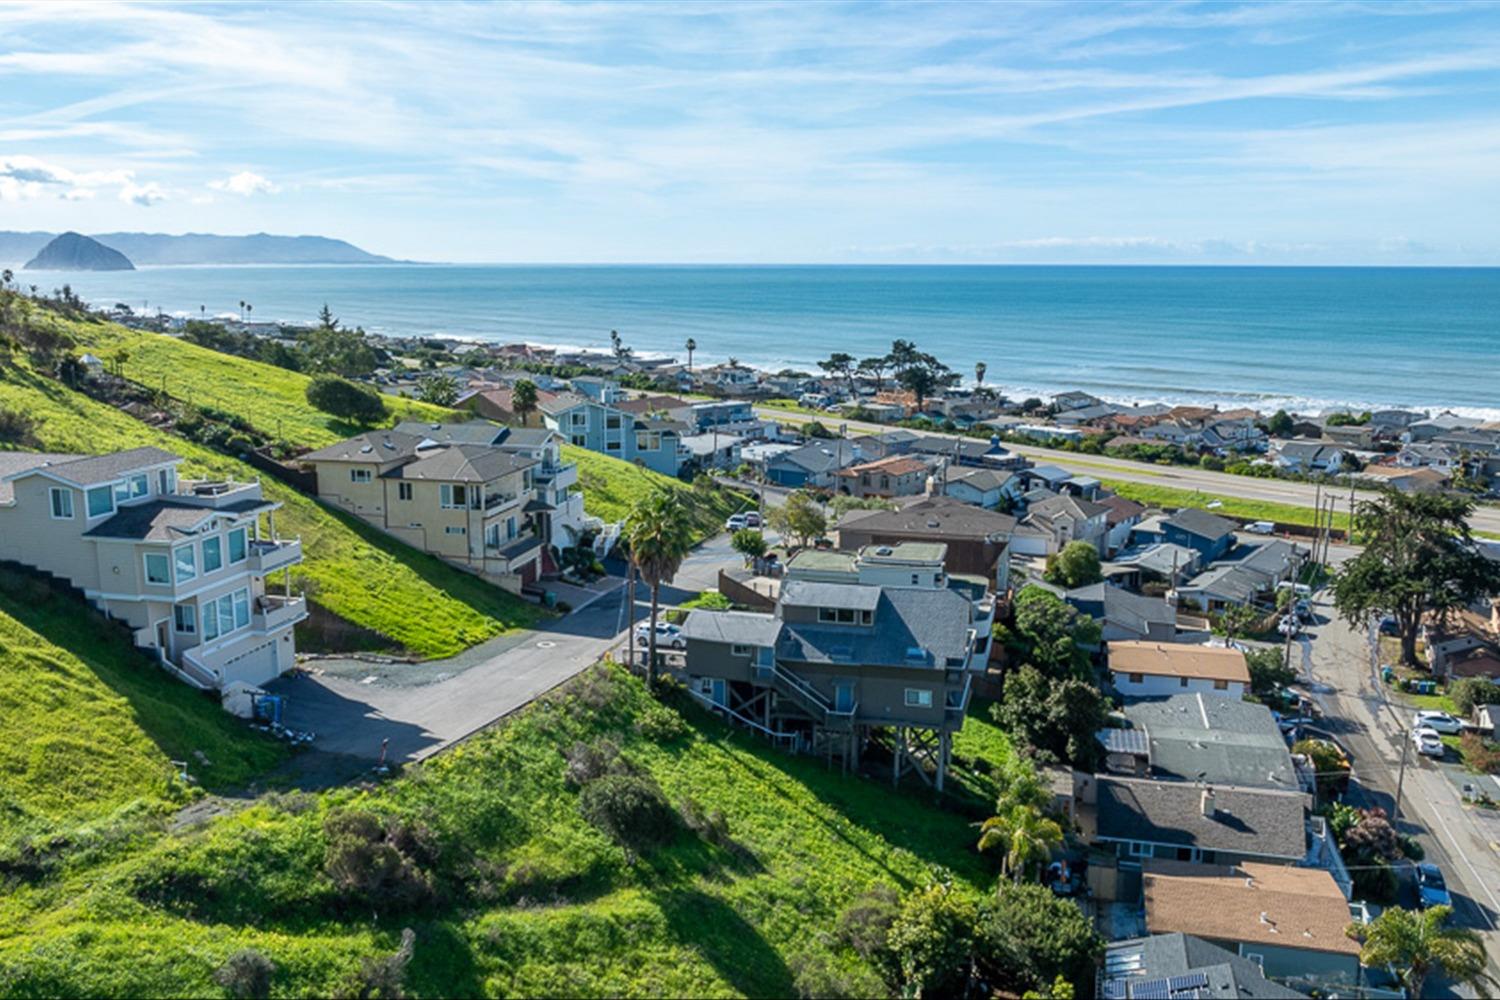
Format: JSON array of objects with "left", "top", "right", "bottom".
[
  {"left": 534, "top": 462, "right": 579, "bottom": 491},
  {"left": 254, "top": 594, "right": 308, "bottom": 633},
  {"left": 487, "top": 531, "right": 542, "bottom": 563},
  {"left": 175, "top": 478, "right": 266, "bottom": 510},
  {"left": 484, "top": 491, "right": 522, "bottom": 514},
  {"left": 247, "top": 537, "right": 302, "bottom": 574}
]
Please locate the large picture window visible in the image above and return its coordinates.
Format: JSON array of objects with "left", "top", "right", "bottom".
[
  {"left": 201, "top": 536, "right": 223, "bottom": 573},
  {"left": 174, "top": 545, "right": 197, "bottom": 583},
  {"left": 144, "top": 552, "right": 170, "bottom": 585},
  {"left": 174, "top": 605, "right": 196, "bottom": 634},
  {"left": 86, "top": 485, "right": 113, "bottom": 517},
  {"left": 227, "top": 527, "right": 247, "bottom": 563}
]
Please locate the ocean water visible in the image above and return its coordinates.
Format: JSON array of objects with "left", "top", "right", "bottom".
[{"left": 18, "top": 264, "right": 1500, "bottom": 418}]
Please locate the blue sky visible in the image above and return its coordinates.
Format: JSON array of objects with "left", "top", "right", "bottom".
[{"left": 3, "top": 1, "right": 1500, "bottom": 263}]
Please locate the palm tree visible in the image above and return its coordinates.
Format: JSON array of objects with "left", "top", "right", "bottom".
[
  {"left": 624, "top": 490, "right": 696, "bottom": 688},
  {"left": 512, "top": 378, "right": 538, "bottom": 427},
  {"left": 1348, "top": 905, "right": 1492, "bottom": 998},
  {"left": 245, "top": 303, "right": 252, "bottom": 324},
  {"left": 974, "top": 361, "right": 986, "bottom": 387},
  {"left": 685, "top": 337, "right": 697, "bottom": 371},
  {"left": 977, "top": 801, "right": 1063, "bottom": 883},
  {"left": 238, "top": 299, "right": 246, "bottom": 323}
]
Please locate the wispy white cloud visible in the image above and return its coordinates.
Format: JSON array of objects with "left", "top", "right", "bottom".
[{"left": 208, "top": 170, "right": 278, "bottom": 196}]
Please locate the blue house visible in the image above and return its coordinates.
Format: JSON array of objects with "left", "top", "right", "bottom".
[
  {"left": 764, "top": 440, "right": 859, "bottom": 489},
  {"left": 1160, "top": 508, "right": 1238, "bottom": 563},
  {"left": 541, "top": 391, "right": 689, "bottom": 477}
]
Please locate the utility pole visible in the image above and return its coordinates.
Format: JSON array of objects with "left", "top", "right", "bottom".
[{"left": 1393, "top": 726, "right": 1411, "bottom": 826}]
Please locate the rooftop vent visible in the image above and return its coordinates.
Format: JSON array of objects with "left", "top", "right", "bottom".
[
  {"left": 926, "top": 519, "right": 940, "bottom": 528},
  {"left": 359, "top": 445, "right": 373, "bottom": 454}
]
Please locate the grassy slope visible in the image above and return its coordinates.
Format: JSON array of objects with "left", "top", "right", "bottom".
[
  {"left": 82, "top": 322, "right": 745, "bottom": 539},
  {"left": 0, "top": 568, "right": 286, "bottom": 846},
  {"left": 0, "top": 664, "right": 990, "bottom": 997},
  {"left": 1101, "top": 479, "right": 1351, "bottom": 531},
  {"left": 0, "top": 366, "right": 540, "bottom": 658}
]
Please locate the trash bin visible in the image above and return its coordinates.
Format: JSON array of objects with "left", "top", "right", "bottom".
[
  {"left": 544, "top": 590, "right": 557, "bottom": 608},
  {"left": 1381, "top": 666, "right": 1394, "bottom": 684}
]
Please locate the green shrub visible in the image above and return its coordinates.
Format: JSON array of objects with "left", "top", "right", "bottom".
[
  {"left": 213, "top": 949, "right": 275, "bottom": 1000},
  {"left": 636, "top": 702, "right": 688, "bottom": 742},
  {"left": 577, "top": 773, "right": 677, "bottom": 853},
  {"left": 562, "top": 738, "right": 620, "bottom": 786},
  {"left": 837, "top": 884, "right": 902, "bottom": 987},
  {"left": 306, "top": 374, "right": 387, "bottom": 425},
  {"left": 322, "top": 810, "right": 436, "bottom": 913}
]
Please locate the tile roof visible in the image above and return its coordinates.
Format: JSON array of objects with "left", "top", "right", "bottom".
[
  {"left": 1142, "top": 861, "right": 1358, "bottom": 955},
  {"left": 1096, "top": 778, "right": 1308, "bottom": 860},
  {"left": 836, "top": 455, "right": 930, "bottom": 478},
  {"left": 1109, "top": 641, "right": 1250, "bottom": 683}
]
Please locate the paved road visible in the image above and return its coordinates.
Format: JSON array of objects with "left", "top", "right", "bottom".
[
  {"left": 269, "top": 529, "right": 749, "bottom": 762},
  {"left": 1303, "top": 587, "right": 1500, "bottom": 994},
  {"left": 757, "top": 406, "right": 1500, "bottom": 535}
]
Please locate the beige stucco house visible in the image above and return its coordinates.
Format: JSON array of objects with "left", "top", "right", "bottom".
[{"left": 0, "top": 447, "right": 305, "bottom": 690}]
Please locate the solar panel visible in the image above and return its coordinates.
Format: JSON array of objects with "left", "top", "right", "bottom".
[
  {"left": 1129, "top": 979, "right": 1171, "bottom": 1000},
  {"left": 1100, "top": 978, "right": 1128, "bottom": 1000},
  {"left": 1168, "top": 971, "right": 1210, "bottom": 993}
]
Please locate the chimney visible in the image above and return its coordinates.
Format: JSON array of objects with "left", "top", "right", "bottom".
[{"left": 1201, "top": 787, "right": 1216, "bottom": 817}]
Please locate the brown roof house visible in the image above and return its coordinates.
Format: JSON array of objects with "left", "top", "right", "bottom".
[
  {"left": 1107, "top": 641, "right": 1250, "bottom": 700},
  {"left": 833, "top": 455, "right": 933, "bottom": 500},
  {"left": 1142, "top": 861, "right": 1367, "bottom": 994},
  {"left": 835, "top": 496, "right": 1016, "bottom": 590}
]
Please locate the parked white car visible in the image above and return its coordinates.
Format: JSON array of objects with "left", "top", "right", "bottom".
[
  {"left": 1413, "top": 710, "right": 1463, "bottom": 735},
  {"left": 1412, "top": 727, "right": 1445, "bottom": 757},
  {"left": 634, "top": 622, "right": 686, "bottom": 649},
  {"left": 743, "top": 511, "right": 763, "bottom": 528},
  {"left": 1246, "top": 521, "right": 1276, "bottom": 535},
  {"left": 725, "top": 513, "right": 749, "bottom": 532},
  {"left": 1277, "top": 615, "right": 1302, "bottom": 637}
]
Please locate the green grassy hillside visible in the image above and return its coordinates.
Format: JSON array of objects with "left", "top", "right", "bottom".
[
  {"left": 0, "top": 664, "right": 991, "bottom": 997},
  {"left": 0, "top": 566, "right": 286, "bottom": 849},
  {"left": 78, "top": 320, "right": 746, "bottom": 540},
  {"left": 0, "top": 366, "right": 541, "bottom": 658}
]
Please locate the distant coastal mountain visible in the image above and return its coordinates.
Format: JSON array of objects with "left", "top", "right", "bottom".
[
  {"left": 22, "top": 232, "right": 135, "bottom": 271},
  {"left": 0, "top": 231, "right": 393, "bottom": 266}
]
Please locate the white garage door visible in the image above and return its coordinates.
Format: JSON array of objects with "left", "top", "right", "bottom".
[{"left": 221, "top": 640, "right": 280, "bottom": 688}]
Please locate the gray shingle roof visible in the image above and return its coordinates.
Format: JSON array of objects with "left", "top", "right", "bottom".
[
  {"left": 780, "top": 579, "right": 882, "bottom": 612},
  {"left": 1163, "top": 508, "right": 1238, "bottom": 541},
  {"left": 0, "top": 452, "right": 73, "bottom": 502},
  {"left": 1103, "top": 933, "right": 1305, "bottom": 1000},
  {"left": 83, "top": 497, "right": 269, "bottom": 541},
  {"left": 386, "top": 444, "right": 537, "bottom": 483},
  {"left": 835, "top": 496, "right": 1016, "bottom": 539},
  {"left": 1121, "top": 694, "right": 1299, "bottom": 791},
  {"left": 9, "top": 446, "right": 180, "bottom": 487},
  {"left": 778, "top": 587, "right": 975, "bottom": 669},
  {"left": 1177, "top": 564, "right": 1264, "bottom": 603},
  {"left": 392, "top": 419, "right": 508, "bottom": 446},
  {"left": 681, "top": 610, "right": 783, "bottom": 646},
  {"left": 1094, "top": 776, "right": 1307, "bottom": 860},
  {"left": 773, "top": 440, "right": 859, "bottom": 475},
  {"left": 303, "top": 430, "right": 427, "bottom": 463},
  {"left": 1067, "top": 582, "right": 1175, "bottom": 638}
]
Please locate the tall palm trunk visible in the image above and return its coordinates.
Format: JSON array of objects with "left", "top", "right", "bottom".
[{"left": 647, "top": 582, "right": 662, "bottom": 688}]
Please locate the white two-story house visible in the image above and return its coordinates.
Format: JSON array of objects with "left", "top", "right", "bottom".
[{"left": 0, "top": 447, "right": 305, "bottom": 691}]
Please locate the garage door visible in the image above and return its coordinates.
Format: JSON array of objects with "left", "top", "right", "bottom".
[{"left": 221, "top": 640, "right": 280, "bottom": 687}]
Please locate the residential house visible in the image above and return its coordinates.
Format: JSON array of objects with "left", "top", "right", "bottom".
[
  {"left": 697, "top": 362, "right": 759, "bottom": 393},
  {"left": 1322, "top": 423, "right": 1376, "bottom": 450},
  {"left": 1107, "top": 641, "right": 1249, "bottom": 699},
  {"left": 1016, "top": 493, "right": 1110, "bottom": 555},
  {"left": 939, "top": 465, "right": 1023, "bottom": 511},
  {"left": 680, "top": 552, "right": 994, "bottom": 789},
  {"left": 1396, "top": 442, "right": 1458, "bottom": 472},
  {"left": 1140, "top": 862, "right": 1366, "bottom": 993},
  {"left": 1176, "top": 539, "right": 1304, "bottom": 612},
  {"left": 1065, "top": 582, "right": 1177, "bottom": 643},
  {"left": 0, "top": 448, "right": 305, "bottom": 691},
  {"left": 739, "top": 441, "right": 800, "bottom": 477},
  {"left": 1405, "top": 411, "right": 1483, "bottom": 442},
  {"left": 833, "top": 455, "right": 932, "bottom": 499},
  {"left": 1357, "top": 465, "right": 1451, "bottom": 494},
  {"left": 540, "top": 391, "right": 689, "bottom": 477},
  {"left": 764, "top": 439, "right": 860, "bottom": 489},
  {"left": 1269, "top": 440, "right": 1349, "bottom": 475},
  {"left": 304, "top": 429, "right": 545, "bottom": 588},
  {"left": 1098, "top": 494, "right": 1147, "bottom": 555},
  {"left": 1019, "top": 463, "right": 1074, "bottom": 493},
  {"left": 1077, "top": 778, "right": 1309, "bottom": 866},
  {"left": 1104, "top": 542, "right": 1201, "bottom": 591},
  {"left": 569, "top": 376, "right": 625, "bottom": 403},
  {"left": 1052, "top": 390, "right": 1104, "bottom": 411},
  {"left": 906, "top": 434, "right": 1007, "bottom": 467},
  {"left": 835, "top": 497, "right": 1016, "bottom": 586},
  {"left": 1200, "top": 420, "right": 1267, "bottom": 455},
  {"left": 1158, "top": 508, "right": 1238, "bottom": 563},
  {"left": 1424, "top": 602, "right": 1500, "bottom": 680},
  {"left": 854, "top": 429, "right": 921, "bottom": 461},
  {"left": 680, "top": 431, "right": 743, "bottom": 471},
  {"left": 1053, "top": 402, "right": 1124, "bottom": 428},
  {"left": 1101, "top": 933, "right": 1307, "bottom": 1000}
]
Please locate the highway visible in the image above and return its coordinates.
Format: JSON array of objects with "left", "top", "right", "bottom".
[{"left": 754, "top": 406, "right": 1500, "bottom": 536}]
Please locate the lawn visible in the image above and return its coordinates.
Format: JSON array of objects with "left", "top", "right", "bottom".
[
  {"left": 1101, "top": 480, "right": 1351, "bottom": 532},
  {"left": 0, "top": 663, "right": 991, "bottom": 997},
  {"left": 567, "top": 446, "right": 748, "bottom": 533},
  {"left": 0, "top": 365, "right": 542, "bottom": 658},
  {"left": 0, "top": 564, "right": 286, "bottom": 850},
  {"left": 73, "top": 321, "right": 451, "bottom": 449}
]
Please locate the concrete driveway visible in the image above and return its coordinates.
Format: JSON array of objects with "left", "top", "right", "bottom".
[{"left": 268, "top": 529, "right": 749, "bottom": 762}]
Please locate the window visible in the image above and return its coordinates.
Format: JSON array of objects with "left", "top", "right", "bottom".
[
  {"left": 485, "top": 524, "right": 500, "bottom": 548},
  {"left": 113, "top": 480, "right": 131, "bottom": 504},
  {"left": 911, "top": 573, "right": 920, "bottom": 585},
  {"left": 1213, "top": 679, "right": 1229, "bottom": 690},
  {"left": 904, "top": 688, "right": 933, "bottom": 708},
  {"left": 818, "top": 607, "right": 857, "bottom": 624},
  {"left": 398, "top": 482, "right": 413, "bottom": 501},
  {"left": 201, "top": 536, "right": 223, "bottom": 573},
  {"left": 636, "top": 431, "right": 662, "bottom": 451},
  {"left": 860, "top": 609, "right": 873, "bottom": 625},
  {"left": 1127, "top": 672, "right": 1143, "bottom": 684},
  {"left": 571, "top": 434, "right": 586, "bottom": 447},
  {"left": 158, "top": 469, "right": 172, "bottom": 495},
  {"left": 506, "top": 517, "right": 517, "bottom": 540},
  {"left": 49, "top": 488, "right": 74, "bottom": 519},
  {"left": 1179, "top": 676, "right": 1189, "bottom": 687},
  {"left": 86, "top": 485, "right": 114, "bottom": 517},
  {"left": 145, "top": 552, "right": 171, "bottom": 585},
  {"left": 129, "top": 473, "right": 148, "bottom": 498},
  {"left": 731, "top": 644, "right": 751, "bottom": 656},
  {"left": 218, "top": 595, "right": 234, "bottom": 637},
  {"left": 445, "top": 525, "right": 467, "bottom": 535},
  {"left": 350, "top": 468, "right": 372, "bottom": 483},
  {"left": 440, "top": 484, "right": 469, "bottom": 509},
  {"left": 571, "top": 412, "right": 586, "bottom": 426},
  {"left": 606, "top": 440, "right": 621, "bottom": 451},
  {"left": 228, "top": 527, "right": 247, "bottom": 563},
  {"left": 606, "top": 415, "right": 621, "bottom": 429},
  {"left": 202, "top": 602, "right": 218, "bottom": 641},
  {"left": 174, "top": 545, "right": 197, "bottom": 583},
  {"left": 173, "top": 605, "right": 196, "bottom": 634},
  {"left": 233, "top": 590, "right": 250, "bottom": 630},
  {"left": 1127, "top": 841, "right": 1153, "bottom": 858}
]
